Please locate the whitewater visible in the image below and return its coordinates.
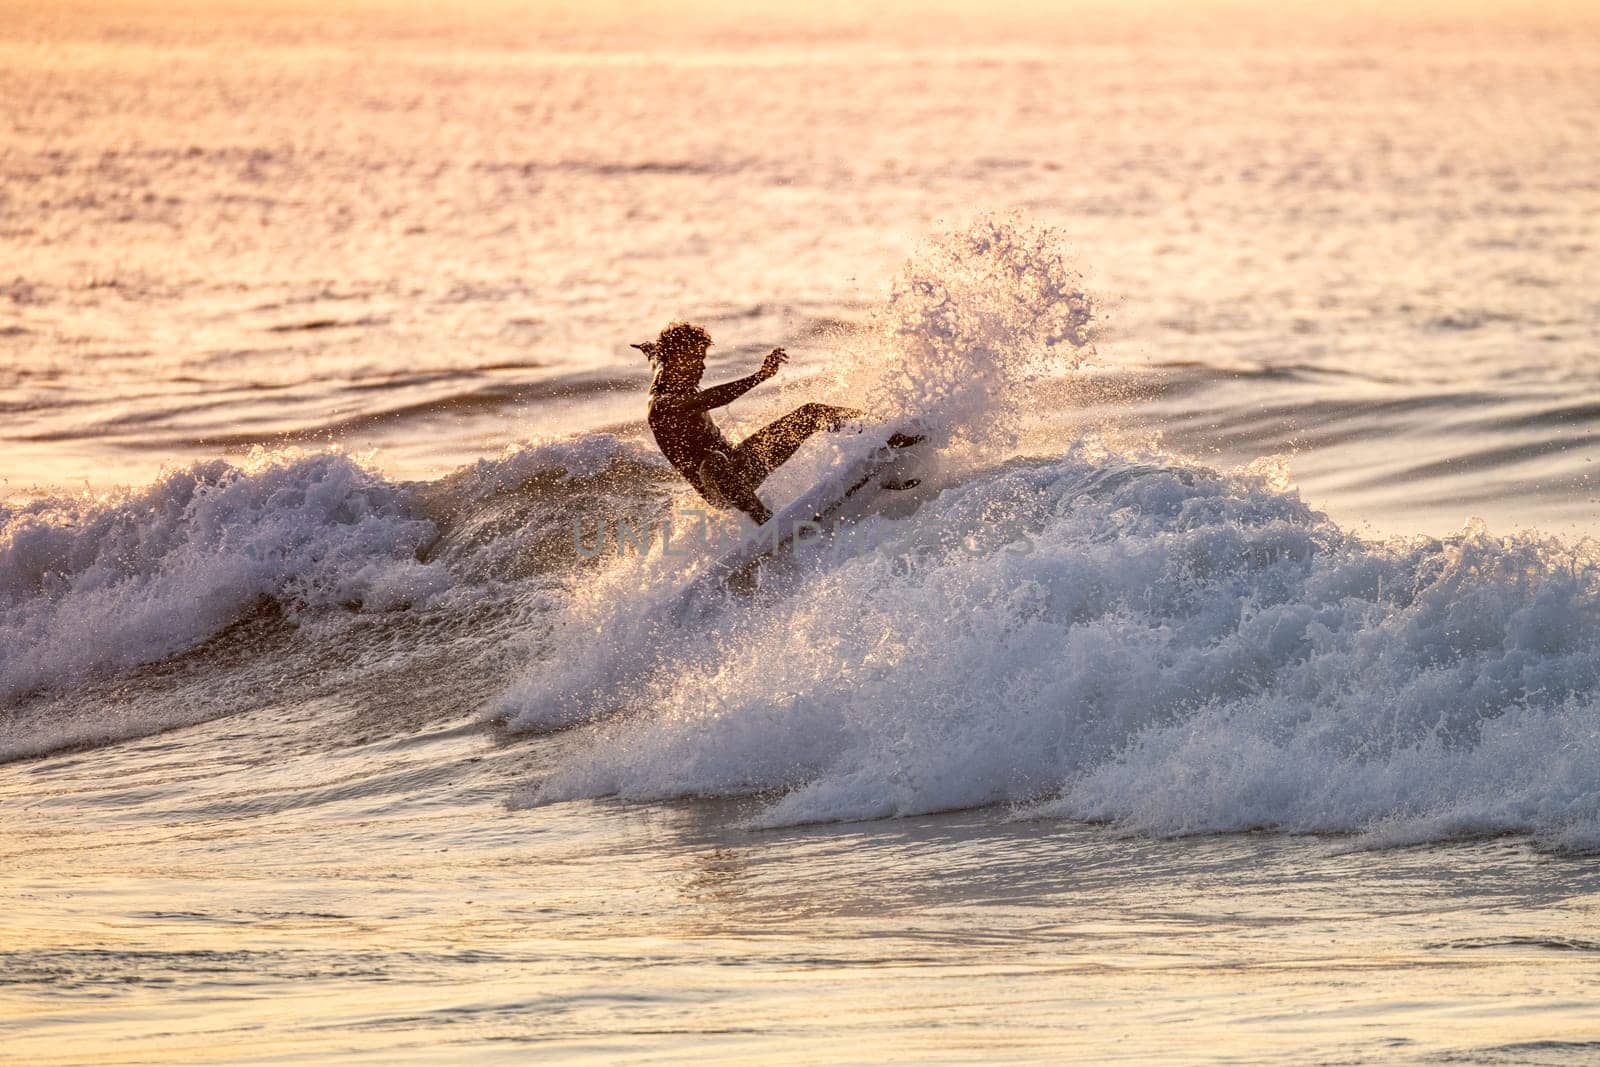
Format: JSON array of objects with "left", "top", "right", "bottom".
[
  {"left": 6, "top": 3, "right": 1600, "bottom": 1062},
  {"left": 4, "top": 217, "right": 1597, "bottom": 853}
]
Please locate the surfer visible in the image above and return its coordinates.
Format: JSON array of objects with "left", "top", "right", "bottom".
[{"left": 636, "top": 322, "right": 863, "bottom": 525}]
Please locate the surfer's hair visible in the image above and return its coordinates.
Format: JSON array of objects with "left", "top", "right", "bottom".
[{"left": 655, "top": 322, "right": 711, "bottom": 361}]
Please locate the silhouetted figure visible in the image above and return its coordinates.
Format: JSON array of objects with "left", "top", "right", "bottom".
[{"left": 636, "top": 322, "right": 861, "bottom": 525}]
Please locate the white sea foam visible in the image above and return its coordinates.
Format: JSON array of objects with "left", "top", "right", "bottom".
[
  {"left": 0, "top": 451, "right": 446, "bottom": 702},
  {"left": 510, "top": 441, "right": 1600, "bottom": 847},
  {"left": 840, "top": 216, "right": 1096, "bottom": 452},
  {"left": 0, "top": 436, "right": 682, "bottom": 761}
]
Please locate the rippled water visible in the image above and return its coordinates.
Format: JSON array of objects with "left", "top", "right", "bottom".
[
  {"left": 8, "top": 2, "right": 1599, "bottom": 534},
  {"left": 10, "top": 710, "right": 1600, "bottom": 1063},
  {"left": 5, "top": 2, "right": 1600, "bottom": 1062}
]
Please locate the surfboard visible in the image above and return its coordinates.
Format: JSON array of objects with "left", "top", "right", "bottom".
[{"left": 707, "top": 425, "right": 931, "bottom": 591}]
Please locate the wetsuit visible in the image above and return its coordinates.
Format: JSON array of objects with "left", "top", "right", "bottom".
[{"left": 648, "top": 372, "right": 860, "bottom": 525}]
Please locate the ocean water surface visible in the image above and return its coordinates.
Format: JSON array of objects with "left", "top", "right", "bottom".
[{"left": 5, "top": 1, "right": 1600, "bottom": 1061}]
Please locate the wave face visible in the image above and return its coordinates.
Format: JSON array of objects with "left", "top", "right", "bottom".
[
  {"left": 0, "top": 436, "right": 671, "bottom": 761},
  {"left": 0, "top": 453, "right": 445, "bottom": 703}
]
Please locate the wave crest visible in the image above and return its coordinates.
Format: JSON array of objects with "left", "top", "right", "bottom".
[{"left": 0, "top": 451, "right": 445, "bottom": 703}]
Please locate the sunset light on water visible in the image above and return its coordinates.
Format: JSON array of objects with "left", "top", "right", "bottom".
[{"left": 4, "top": 1, "right": 1600, "bottom": 1062}]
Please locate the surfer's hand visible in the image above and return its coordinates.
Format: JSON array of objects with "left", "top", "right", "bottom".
[{"left": 759, "top": 347, "right": 787, "bottom": 380}]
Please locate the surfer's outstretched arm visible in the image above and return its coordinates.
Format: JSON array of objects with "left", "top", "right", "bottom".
[
  {"left": 675, "top": 371, "right": 764, "bottom": 414},
  {"left": 651, "top": 348, "right": 787, "bottom": 416}
]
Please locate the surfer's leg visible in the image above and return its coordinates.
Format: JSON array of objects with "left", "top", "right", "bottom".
[
  {"left": 700, "top": 450, "right": 772, "bottom": 525},
  {"left": 731, "top": 403, "right": 864, "bottom": 487}
]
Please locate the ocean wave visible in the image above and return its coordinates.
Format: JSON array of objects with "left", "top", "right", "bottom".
[
  {"left": 497, "top": 219, "right": 1600, "bottom": 850},
  {"left": 0, "top": 451, "right": 446, "bottom": 705},
  {"left": 418, "top": 434, "right": 673, "bottom": 582},
  {"left": 509, "top": 438, "right": 1600, "bottom": 849},
  {"left": 13, "top": 212, "right": 1600, "bottom": 852},
  {"left": 151, "top": 370, "right": 641, "bottom": 450},
  {"left": 0, "top": 436, "right": 669, "bottom": 716}
]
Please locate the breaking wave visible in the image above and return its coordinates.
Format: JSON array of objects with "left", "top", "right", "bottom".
[
  {"left": 0, "top": 451, "right": 444, "bottom": 704},
  {"left": 510, "top": 440, "right": 1600, "bottom": 849},
  {"left": 10, "top": 217, "right": 1600, "bottom": 852},
  {"left": 0, "top": 436, "right": 670, "bottom": 759},
  {"left": 497, "top": 220, "right": 1600, "bottom": 850}
]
